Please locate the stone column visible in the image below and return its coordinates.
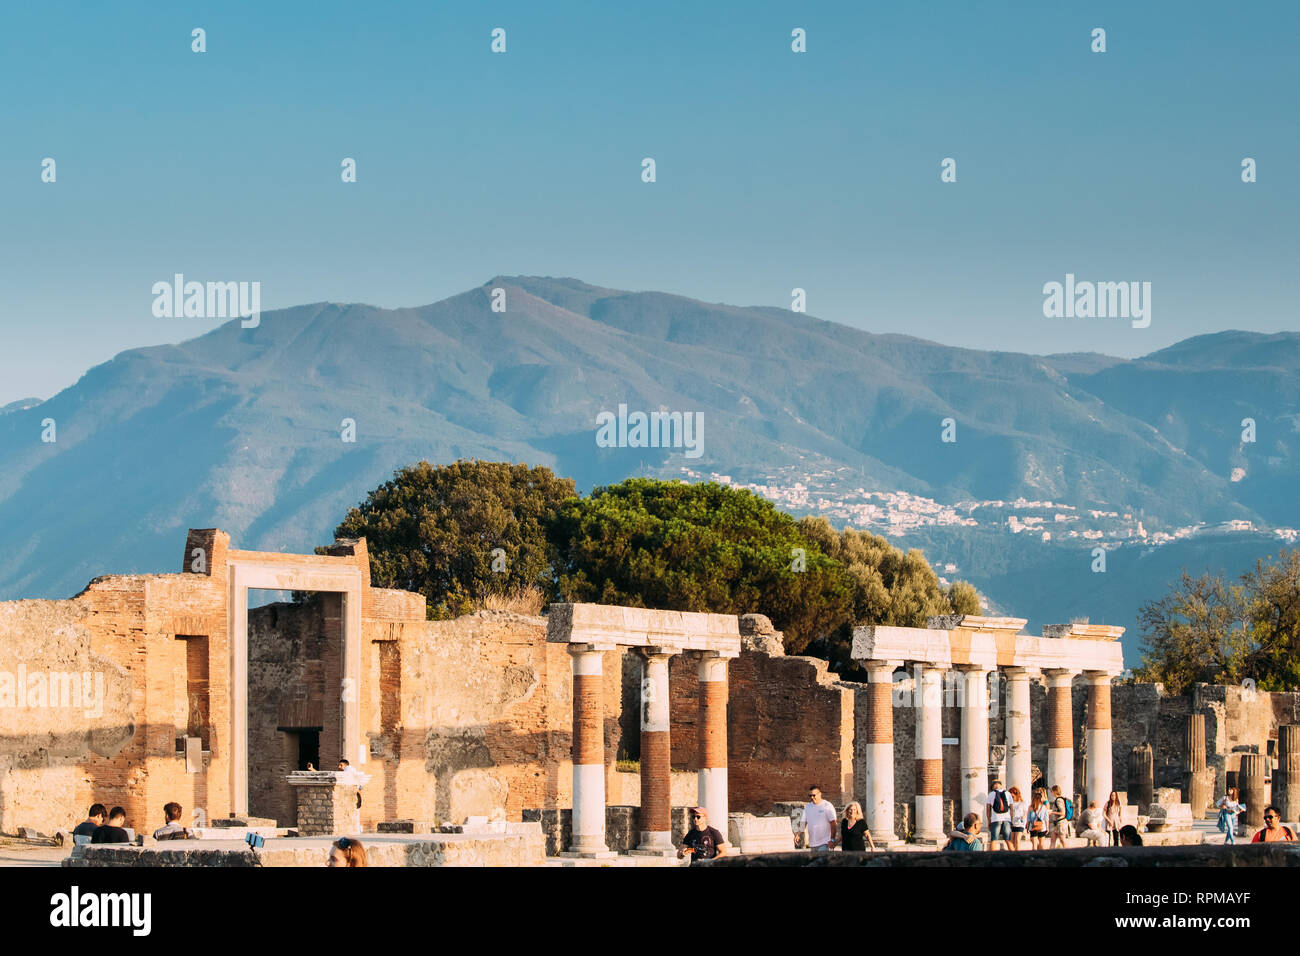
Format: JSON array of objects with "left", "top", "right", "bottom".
[
  {"left": 1274, "top": 725, "right": 1300, "bottom": 822},
  {"left": 1239, "top": 753, "right": 1267, "bottom": 829},
  {"left": 914, "top": 665, "right": 946, "bottom": 843},
  {"left": 1084, "top": 671, "right": 1113, "bottom": 806},
  {"left": 862, "top": 661, "right": 901, "bottom": 845},
  {"left": 696, "top": 652, "right": 733, "bottom": 830},
  {"left": 287, "top": 771, "right": 362, "bottom": 836},
  {"left": 1004, "top": 667, "right": 1034, "bottom": 796},
  {"left": 1128, "top": 743, "right": 1154, "bottom": 811},
  {"left": 634, "top": 647, "right": 677, "bottom": 856},
  {"left": 566, "top": 644, "right": 616, "bottom": 857},
  {"left": 958, "top": 665, "right": 991, "bottom": 817},
  {"left": 1184, "top": 714, "right": 1212, "bottom": 819},
  {"left": 1044, "top": 669, "right": 1075, "bottom": 799}
]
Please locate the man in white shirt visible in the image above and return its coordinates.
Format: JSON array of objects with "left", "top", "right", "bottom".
[
  {"left": 985, "top": 779, "right": 1012, "bottom": 851},
  {"left": 800, "top": 785, "right": 837, "bottom": 852}
]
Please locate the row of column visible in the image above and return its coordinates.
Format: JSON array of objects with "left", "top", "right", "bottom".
[
  {"left": 566, "top": 643, "right": 733, "bottom": 857},
  {"left": 860, "top": 661, "right": 1113, "bottom": 844}
]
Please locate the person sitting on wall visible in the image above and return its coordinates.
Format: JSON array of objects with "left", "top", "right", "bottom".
[
  {"left": 338, "top": 759, "right": 362, "bottom": 810},
  {"left": 327, "top": 837, "right": 368, "bottom": 867},
  {"left": 72, "top": 804, "right": 106, "bottom": 841},
  {"left": 678, "top": 807, "right": 729, "bottom": 865},
  {"left": 1251, "top": 805, "right": 1296, "bottom": 843},
  {"left": 1118, "top": 825, "right": 1143, "bottom": 847},
  {"left": 153, "top": 802, "right": 190, "bottom": 840},
  {"left": 91, "top": 806, "right": 131, "bottom": 844},
  {"left": 943, "top": 813, "right": 984, "bottom": 851}
]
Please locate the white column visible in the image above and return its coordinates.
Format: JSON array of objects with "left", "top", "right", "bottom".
[
  {"left": 1004, "top": 667, "right": 1035, "bottom": 797},
  {"left": 566, "top": 643, "right": 616, "bottom": 857},
  {"left": 1044, "top": 669, "right": 1076, "bottom": 800},
  {"left": 914, "top": 665, "right": 946, "bottom": 843},
  {"left": 862, "top": 661, "right": 901, "bottom": 844},
  {"left": 342, "top": 588, "right": 363, "bottom": 766},
  {"left": 696, "top": 653, "right": 732, "bottom": 829},
  {"left": 1084, "top": 670, "right": 1113, "bottom": 806},
  {"left": 959, "top": 665, "right": 990, "bottom": 818}
]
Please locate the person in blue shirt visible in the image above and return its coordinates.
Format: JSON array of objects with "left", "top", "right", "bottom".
[{"left": 943, "top": 813, "right": 984, "bottom": 851}]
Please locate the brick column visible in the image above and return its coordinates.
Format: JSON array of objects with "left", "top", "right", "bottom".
[
  {"left": 1004, "top": 667, "right": 1034, "bottom": 797},
  {"left": 1240, "top": 753, "right": 1267, "bottom": 829},
  {"left": 914, "top": 665, "right": 946, "bottom": 844},
  {"left": 1084, "top": 670, "right": 1113, "bottom": 807},
  {"left": 862, "top": 661, "right": 901, "bottom": 845},
  {"left": 696, "top": 652, "right": 733, "bottom": 830},
  {"left": 565, "top": 643, "right": 616, "bottom": 857},
  {"left": 633, "top": 646, "right": 677, "bottom": 856},
  {"left": 1044, "top": 669, "right": 1076, "bottom": 799},
  {"left": 1274, "top": 725, "right": 1300, "bottom": 822},
  {"left": 958, "top": 665, "right": 991, "bottom": 817}
]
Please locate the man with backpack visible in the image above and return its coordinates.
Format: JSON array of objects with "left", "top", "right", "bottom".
[
  {"left": 984, "top": 779, "right": 1013, "bottom": 851},
  {"left": 1251, "top": 805, "right": 1296, "bottom": 843},
  {"left": 1049, "top": 784, "right": 1074, "bottom": 848}
]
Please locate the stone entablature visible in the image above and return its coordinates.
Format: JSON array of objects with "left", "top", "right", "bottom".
[{"left": 546, "top": 603, "right": 741, "bottom": 653}]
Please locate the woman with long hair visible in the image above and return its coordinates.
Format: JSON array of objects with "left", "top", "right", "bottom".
[
  {"left": 1027, "top": 788, "right": 1049, "bottom": 850},
  {"left": 1104, "top": 791, "right": 1123, "bottom": 846},
  {"left": 839, "top": 801, "right": 876, "bottom": 851},
  {"left": 1217, "top": 787, "right": 1242, "bottom": 845},
  {"left": 1007, "top": 786, "right": 1027, "bottom": 851},
  {"left": 327, "top": 836, "right": 368, "bottom": 867}
]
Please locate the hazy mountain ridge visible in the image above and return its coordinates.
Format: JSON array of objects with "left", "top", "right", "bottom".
[{"left": 1, "top": 277, "right": 1296, "bottom": 666}]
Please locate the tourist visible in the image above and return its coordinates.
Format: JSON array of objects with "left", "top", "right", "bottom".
[
  {"left": 839, "top": 801, "right": 875, "bottom": 852},
  {"left": 1027, "top": 789, "right": 1049, "bottom": 849},
  {"left": 327, "top": 836, "right": 368, "bottom": 867},
  {"left": 153, "top": 802, "right": 189, "bottom": 841},
  {"left": 1119, "top": 825, "right": 1143, "bottom": 846},
  {"left": 678, "top": 807, "right": 728, "bottom": 864},
  {"left": 985, "top": 778, "right": 1013, "bottom": 850},
  {"left": 943, "top": 813, "right": 983, "bottom": 851},
  {"left": 1007, "top": 786, "right": 1027, "bottom": 850},
  {"left": 1104, "top": 791, "right": 1124, "bottom": 846},
  {"left": 338, "top": 759, "right": 361, "bottom": 810},
  {"left": 72, "top": 804, "right": 106, "bottom": 841},
  {"left": 1079, "top": 800, "right": 1106, "bottom": 846},
  {"left": 1048, "top": 784, "right": 1072, "bottom": 849},
  {"left": 800, "top": 785, "right": 837, "bottom": 852},
  {"left": 1250, "top": 806, "right": 1296, "bottom": 843},
  {"left": 1216, "top": 787, "right": 1243, "bottom": 845},
  {"left": 91, "top": 806, "right": 130, "bottom": 844}
]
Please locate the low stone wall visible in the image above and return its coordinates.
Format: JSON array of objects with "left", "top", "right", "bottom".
[
  {"left": 524, "top": 805, "right": 696, "bottom": 857},
  {"left": 707, "top": 843, "right": 1289, "bottom": 867},
  {"left": 63, "top": 827, "right": 545, "bottom": 867}
]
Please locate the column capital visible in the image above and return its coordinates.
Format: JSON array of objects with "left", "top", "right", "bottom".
[
  {"left": 954, "top": 662, "right": 993, "bottom": 674},
  {"left": 1082, "top": 668, "right": 1116, "bottom": 683},
  {"left": 862, "top": 659, "right": 902, "bottom": 677},
  {"left": 637, "top": 645, "right": 681, "bottom": 660},
  {"left": 689, "top": 648, "right": 739, "bottom": 660},
  {"left": 1042, "top": 667, "right": 1077, "bottom": 685},
  {"left": 567, "top": 642, "right": 618, "bottom": 656},
  {"left": 912, "top": 661, "right": 949, "bottom": 673},
  {"left": 1002, "top": 666, "right": 1039, "bottom": 678}
]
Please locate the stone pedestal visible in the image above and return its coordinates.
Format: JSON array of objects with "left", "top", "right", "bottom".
[
  {"left": 1184, "top": 715, "right": 1213, "bottom": 819},
  {"left": 1128, "top": 743, "right": 1154, "bottom": 812},
  {"left": 287, "top": 770, "right": 366, "bottom": 836},
  {"left": 1145, "top": 803, "right": 1194, "bottom": 832},
  {"left": 727, "top": 813, "right": 796, "bottom": 854},
  {"left": 1274, "top": 726, "right": 1300, "bottom": 822}
]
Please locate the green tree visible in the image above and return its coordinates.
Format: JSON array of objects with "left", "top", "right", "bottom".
[
  {"left": 796, "top": 516, "right": 983, "bottom": 676},
  {"left": 333, "top": 459, "right": 576, "bottom": 619},
  {"left": 546, "top": 478, "right": 854, "bottom": 652},
  {"left": 1136, "top": 570, "right": 1256, "bottom": 694},
  {"left": 1241, "top": 550, "right": 1300, "bottom": 690}
]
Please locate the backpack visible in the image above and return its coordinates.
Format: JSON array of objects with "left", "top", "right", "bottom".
[
  {"left": 1063, "top": 797, "right": 1075, "bottom": 821},
  {"left": 992, "top": 789, "right": 1010, "bottom": 814}
]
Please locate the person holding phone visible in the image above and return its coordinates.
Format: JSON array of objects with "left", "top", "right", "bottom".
[{"left": 678, "top": 807, "right": 728, "bottom": 865}]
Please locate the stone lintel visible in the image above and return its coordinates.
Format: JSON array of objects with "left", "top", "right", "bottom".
[
  {"left": 546, "top": 602, "right": 741, "bottom": 654},
  {"left": 853, "top": 624, "right": 1123, "bottom": 675},
  {"left": 1043, "top": 622, "right": 1125, "bottom": 641}
]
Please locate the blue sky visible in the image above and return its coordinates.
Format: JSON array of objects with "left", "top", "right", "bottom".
[{"left": 2, "top": 0, "right": 1296, "bottom": 402}]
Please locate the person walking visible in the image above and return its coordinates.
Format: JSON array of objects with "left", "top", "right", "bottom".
[
  {"left": 1048, "top": 784, "right": 1072, "bottom": 849},
  {"left": 800, "top": 785, "right": 837, "bottom": 852},
  {"left": 1027, "top": 789, "right": 1049, "bottom": 849},
  {"left": 1008, "top": 786, "right": 1027, "bottom": 851},
  {"left": 984, "top": 779, "right": 1013, "bottom": 851},
  {"left": 1217, "top": 787, "right": 1243, "bottom": 845},
  {"left": 1251, "top": 805, "right": 1296, "bottom": 843},
  {"left": 1104, "top": 791, "right": 1123, "bottom": 846},
  {"left": 839, "top": 801, "right": 876, "bottom": 852}
]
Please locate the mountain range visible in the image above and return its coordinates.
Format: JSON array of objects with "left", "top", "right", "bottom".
[{"left": 3, "top": 276, "right": 1297, "bottom": 664}]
